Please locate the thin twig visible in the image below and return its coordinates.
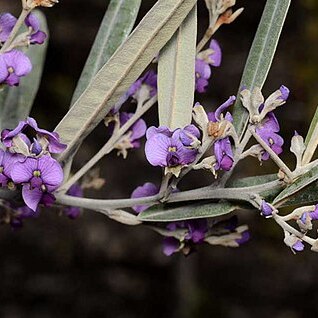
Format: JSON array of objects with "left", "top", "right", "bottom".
[{"left": 59, "top": 95, "right": 157, "bottom": 193}]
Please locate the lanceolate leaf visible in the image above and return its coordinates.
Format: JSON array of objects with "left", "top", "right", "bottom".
[
  {"left": 70, "top": 0, "right": 141, "bottom": 106},
  {"left": 158, "top": 5, "right": 197, "bottom": 130},
  {"left": 273, "top": 164, "right": 318, "bottom": 206},
  {"left": 55, "top": 0, "right": 197, "bottom": 163},
  {"left": 302, "top": 104, "right": 318, "bottom": 165},
  {"left": 232, "top": 0, "right": 291, "bottom": 139},
  {"left": 138, "top": 201, "right": 237, "bottom": 222},
  {"left": 1, "top": 10, "right": 48, "bottom": 129}
]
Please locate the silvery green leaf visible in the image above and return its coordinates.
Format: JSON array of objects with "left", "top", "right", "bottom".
[
  {"left": 55, "top": 0, "right": 197, "bottom": 163},
  {"left": 302, "top": 104, "right": 318, "bottom": 165},
  {"left": 138, "top": 201, "right": 237, "bottom": 222},
  {"left": 158, "top": 5, "right": 197, "bottom": 130},
  {"left": 273, "top": 164, "right": 318, "bottom": 206},
  {"left": 232, "top": 0, "right": 291, "bottom": 138},
  {"left": 1, "top": 10, "right": 48, "bottom": 130},
  {"left": 71, "top": 0, "right": 141, "bottom": 106}
]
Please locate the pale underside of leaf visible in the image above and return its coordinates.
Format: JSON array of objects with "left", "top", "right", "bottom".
[
  {"left": 138, "top": 201, "right": 237, "bottom": 222},
  {"left": 232, "top": 0, "right": 291, "bottom": 139},
  {"left": 55, "top": 0, "right": 197, "bottom": 163},
  {"left": 1, "top": 10, "right": 48, "bottom": 130},
  {"left": 158, "top": 5, "right": 197, "bottom": 130},
  {"left": 70, "top": 0, "right": 141, "bottom": 106}
]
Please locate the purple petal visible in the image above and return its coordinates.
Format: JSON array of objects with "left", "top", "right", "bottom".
[
  {"left": 195, "top": 59, "right": 211, "bottom": 79},
  {"left": 0, "top": 54, "right": 9, "bottom": 82},
  {"left": 130, "top": 118, "right": 147, "bottom": 141},
  {"left": 279, "top": 85, "right": 289, "bottom": 101},
  {"left": 195, "top": 77, "right": 209, "bottom": 93},
  {"left": 1, "top": 119, "right": 28, "bottom": 146},
  {"left": 209, "top": 39, "right": 222, "bottom": 67},
  {"left": 25, "top": 13, "right": 40, "bottom": 32},
  {"left": 236, "top": 231, "right": 250, "bottom": 245},
  {"left": 162, "top": 237, "right": 180, "bottom": 256},
  {"left": 258, "top": 112, "right": 280, "bottom": 132},
  {"left": 0, "top": 13, "right": 17, "bottom": 42},
  {"left": 292, "top": 240, "right": 304, "bottom": 252},
  {"left": 22, "top": 185, "right": 42, "bottom": 212},
  {"left": 131, "top": 182, "right": 159, "bottom": 213},
  {"left": 261, "top": 200, "right": 274, "bottom": 217},
  {"left": 145, "top": 134, "right": 171, "bottom": 166},
  {"left": 214, "top": 138, "right": 234, "bottom": 171},
  {"left": 185, "top": 219, "right": 208, "bottom": 243},
  {"left": 146, "top": 126, "right": 172, "bottom": 140},
  {"left": 309, "top": 205, "right": 318, "bottom": 220},
  {"left": 30, "top": 31, "right": 47, "bottom": 44},
  {"left": 207, "top": 112, "right": 216, "bottom": 122},
  {"left": 179, "top": 125, "right": 200, "bottom": 146},
  {"left": 215, "top": 96, "right": 236, "bottom": 121},
  {"left": 11, "top": 157, "right": 37, "bottom": 184},
  {"left": 38, "top": 155, "right": 64, "bottom": 191}
]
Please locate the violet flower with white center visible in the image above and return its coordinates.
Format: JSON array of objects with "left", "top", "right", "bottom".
[
  {"left": 119, "top": 112, "right": 147, "bottom": 148},
  {"left": 195, "top": 39, "right": 222, "bottom": 93},
  {"left": 0, "top": 50, "right": 32, "bottom": 86},
  {"left": 11, "top": 155, "right": 64, "bottom": 211},
  {"left": 145, "top": 126, "right": 198, "bottom": 174},
  {"left": 0, "top": 13, "right": 17, "bottom": 43},
  {"left": 2, "top": 117, "right": 66, "bottom": 154},
  {"left": 63, "top": 184, "right": 83, "bottom": 219},
  {"left": 131, "top": 182, "right": 159, "bottom": 213},
  {"left": 25, "top": 13, "right": 47, "bottom": 45}
]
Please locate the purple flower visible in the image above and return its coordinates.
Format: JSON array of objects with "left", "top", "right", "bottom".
[
  {"left": 2, "top": 117, "right": 66, "bottom": 154},
  {"left": 113, "top": 70, "right": 157, "bottom": 112},
  {"left": 119, "top": 112, "right": 147, "bottom": 148},
  {"left": 213, "top": 138, "right": 234, "bottom": 171},
  {"left": 309, "top": 205, "right": 318, "bottom": 220},
  {"left": 163, "top": 219, "right": 208, "bottom": 256},
  {"left": 207, "top": 96, "right": 236, "bottom": 171},
  {"left": 63, "top": 184, "right": 83, "bottom": 219},
  {"left": 145, "top": 126, "right": 198, "bottom": 168},
  {"left": 261, "top": 200, "right": 274, "bottom": 217},
  {"left": 131, "top": 182, "right": 159, "bottom": 214},
  {"left": 25, "top": 13, "right": 47, "bottom": 45},
  {"left": 0, "top": 149, "right": 21, "bottom": 186},
  {"left": 195, "top": 39, "right": 222, "bottom": 93},
  {"left": 209, "top": 39, "right": 222, "bottom": 67},
  {"left": 0, "top": 13, "right": 17, "bottom": 43},
  {"left": 11, "top": 155, "right": 64, "bottom": 211},
  {"left": 195, "top": 58, "right": 211, "bottom": 93},
  {"left": 292, "top": 240, "right": 304, "bottom": 252},
  {"left": 0, "top": 50, "right": 32, "bottom": 86}
]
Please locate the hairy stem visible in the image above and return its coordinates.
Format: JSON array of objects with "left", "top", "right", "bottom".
[
  {"left": 59, "top": 95, "right": 157, "bottom": 193},
  {"left": 0, "top": 8, "right": 31, "bottom": 53}
]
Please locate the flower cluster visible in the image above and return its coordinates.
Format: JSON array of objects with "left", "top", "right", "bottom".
[
  {"left": 131, "top": 182, "right": 249, "bottom": 256},
  {"left": 0, "top": 12, "right": 47, "bottom": 86},
  {"left": 195, "top": 39, "right": 222, "bottom": 93},
  {"left": 241, "top": 85, "right": 290, "bottom": 161},
  {"left": 0, "top": 117, "right": 65, "bottom": 213},
  {"left": 145, "top": 125, "right": 200, "bottom": 176}
]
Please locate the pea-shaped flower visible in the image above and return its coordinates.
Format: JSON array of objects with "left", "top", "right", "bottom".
[{"left": 11, "top": 155, "right": 63, "bottom": 211}]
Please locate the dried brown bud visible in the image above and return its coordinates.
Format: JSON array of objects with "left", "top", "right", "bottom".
[{"left": 26, "top": 0, "right": 59, "bottom": 9}]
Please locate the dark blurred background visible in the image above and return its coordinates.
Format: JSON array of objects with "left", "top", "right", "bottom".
[{"left": 1, "top": 0, "right": 318, "bottom": 317}]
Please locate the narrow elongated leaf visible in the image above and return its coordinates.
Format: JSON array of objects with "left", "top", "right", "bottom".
[
  {"left": 55, "top": 0, "right": 197, "bottom": 163},
  {"left": 232, "top": 0, "right": 291, "bottom": 138},
  {"left": 138, "top": 201, "right": 237, "bottom": 222},
  {"left": 273, "top": 164, "right": 318, "bottom": 206},
  {"left": 1, "top": 11, "right": 48, "bottom": 129},
  {"left": 279, "top": 181, "right": 318, "bottom": 207},
  {"left": 158, "top": 5, "right": 197, "bottom": 129},
  {"left": 302, "top": 105, "right": 318, "bottom": 164},
  {"left": 228, "top": 174, "right": 277, "bottom": 188},
  {"left": 71, "top": 0, "right": 141, "bottom": 106}
]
